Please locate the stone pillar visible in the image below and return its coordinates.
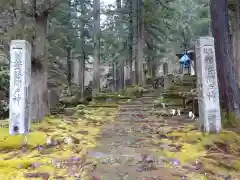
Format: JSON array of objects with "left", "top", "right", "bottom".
[
  {"left": 9, "top": 40, "right": 31, "bottom": 135},
  {"left": 195, "top": 37, "right": 221, "bottom": 133}
]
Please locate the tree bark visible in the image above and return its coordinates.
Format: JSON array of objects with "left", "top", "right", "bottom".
[
  {"left": 92, "top": 0, "right": 100, "bottom": 97},
  {"left": 235, "top": 1, "right": 240, "bottom": 82},
  {"left": 135, "top": 0, "right": 144, "bottom": 86},
  {"left": 210, "top": 0, "right": 240, "bottom": 117},
  {"left": 66, "top": 46, "right": 72, "bottom": 95},
  {"left": 31, "top": 12, "right": 49, "bottom": 122},
  {"left": 132, "top": 0, "right": 137, "bottom": 85},
  {"left": 126, "top": 0, "right": 133, "bottom": 86},
  {"left": 116, "top": 0, "right": 124, "bottom": 90},
  {"left": 79, "top": 0, "right": 86, "bottom": 101},
  {"left": 113, "top": 62, "right": 117, "bottom": 91}
]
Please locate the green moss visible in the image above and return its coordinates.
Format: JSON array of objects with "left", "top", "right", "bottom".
[
  {"left": 0, "top": 105, "right": 118, "bottom": 179},
  {"left": 159, "top": 128, "right": 240, "bottom": 168},
  {"left": 234, "top": 160, "right": 240, "bottom": 170},
  {"left": 0, "top": 129, "right": 46, "bottom": 149},
  {"left": 188, "top": 174, "right": 208, "bottom": 180},
  {"left": 160, "top": 143, "right": 205, "bottom": 163}
]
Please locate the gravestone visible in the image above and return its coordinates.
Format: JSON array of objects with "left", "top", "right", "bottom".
[
  {"left": 9, "top": 40, "right": 31, "bottom": 135},
  {"left": 195, "top": 37, "right": 221, "bottom": 133}
]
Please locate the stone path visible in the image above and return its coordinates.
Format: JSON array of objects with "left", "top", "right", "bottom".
[{"left": 87, "top": 93, "right": 197, "bottom": 180}]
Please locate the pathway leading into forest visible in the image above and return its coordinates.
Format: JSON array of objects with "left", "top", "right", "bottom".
[{"left": 87, "top": 93, "right": 205, "bottom": 180}]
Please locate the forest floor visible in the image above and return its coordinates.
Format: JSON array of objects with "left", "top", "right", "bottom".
[
  {"left": 0, "top": 91, "right": 240, "bottom": 179},
  {"left": 87, "top": 92, "right": 240, "bottom": 180}
]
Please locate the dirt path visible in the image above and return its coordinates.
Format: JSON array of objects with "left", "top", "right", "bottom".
[{"left": 87, "top": 94, "right": 197, "bottom": 180}]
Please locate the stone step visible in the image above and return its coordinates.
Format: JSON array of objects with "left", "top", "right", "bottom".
[
  {"left": 118, "top": 117, "right": 159, "bottom": 123},
  {"left": 119, "top": 107, "right": 152, "bottom": 112},
  {"left": 133, "top": 98, "right": 155, "bottom": 102},
  {"left": 116, "top": 112, "right": 150, "bottom": 116},
  {"left": 140, "top": 95, "right": 158, "bottom": 99},
  {"left": 119, "top": 100, "right": 154, "bottom": 105},
  {"left": 120, "top": 103, "right": 154, "bottom": 107}
]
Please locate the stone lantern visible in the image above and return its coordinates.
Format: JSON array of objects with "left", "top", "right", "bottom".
[{"left": 176, "top": 50, "right": 195, "bottom": 75}]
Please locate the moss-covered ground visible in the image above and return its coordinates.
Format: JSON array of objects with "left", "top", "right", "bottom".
[
  {"left": 0, "top": 104, "right": 117, "bottom": 179},
  {"left": 1, "top": 89, "right": 240, "bottom": 179}
]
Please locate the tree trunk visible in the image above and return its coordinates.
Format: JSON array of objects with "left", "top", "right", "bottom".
[
  {"left": 116, "top": 0, "right": 124, "bottom": 90},
  {"left": 73, "top": 59, "right": 80, "bottom": 85},
  {"left": 79, "top": 51, "right": 85, "bottom": 101},
  {"left": 208, "top": 2, "right": 212, "bottom": 36},
  {"left": 210, "top": 0, "right": 240, "bottom": 117},
  {"left": 126, "top": 0, "right": 133, "bottom": 86},
  {"left": 113, "top": 63, "right": 117, "bottom": 91},
  {"left": 135, "top": 0, "right": 144, "bottom": 85},
  {"left": 152, "top": 62, "right": 156, "bottom": 78},
  {"left": 236, "top": 2, "right": 240, "bottom": 82},
  {"left": 66, "top": 46, "right": 72, "bottom": 95},
  {"left": 80, "top": 0, "right": 86, "bottom": 101},
  {"left": 116, "top": 62, "right": 120, "bottom": 91},
  {"left": 92, "top": 0, "right": 100, "bottom": 97},
  {"left": 31, "top": 13, "right": 49, "bottom": 122},
  {"left": 146, "top": 53, "right": 152, "bottom": 77},
  {"left": 66, "top": 0, "right": 72, "bottom": 95},
  {"left": 132, "top": 0, "right": 137, "bottom": 85},
  {"left": 147, "top": 39, "right": 155, "bottom": 78}
]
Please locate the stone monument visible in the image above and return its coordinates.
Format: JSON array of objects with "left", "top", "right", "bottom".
[
  {"left": 195, "top": 37, "right": 221, "bottom": 133},
  {"left": 9, "top": 40, "right": 32, "bottom": 135}
]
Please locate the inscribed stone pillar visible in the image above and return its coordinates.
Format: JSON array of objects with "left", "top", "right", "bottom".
[
  {"left": 9, "top": 40, "right": 31, "bottom": 135},
  {"left": 195, "top": 37, "right": 221, "bottom": 133}
]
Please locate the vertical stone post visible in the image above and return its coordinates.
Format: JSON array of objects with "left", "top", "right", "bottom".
[
  {"left": 195, "top": 37, "right": 221, "bottom": 133},
  {"left": 9, "top": 40, "right": 31, "bottom": 135}
]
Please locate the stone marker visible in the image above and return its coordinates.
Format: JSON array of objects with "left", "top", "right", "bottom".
[
  {"left": 9, "top": 40, "right": 31, "bottom": 135},
  {"left": 195, "top": 36, "right": 221, "bottom": 133}
]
